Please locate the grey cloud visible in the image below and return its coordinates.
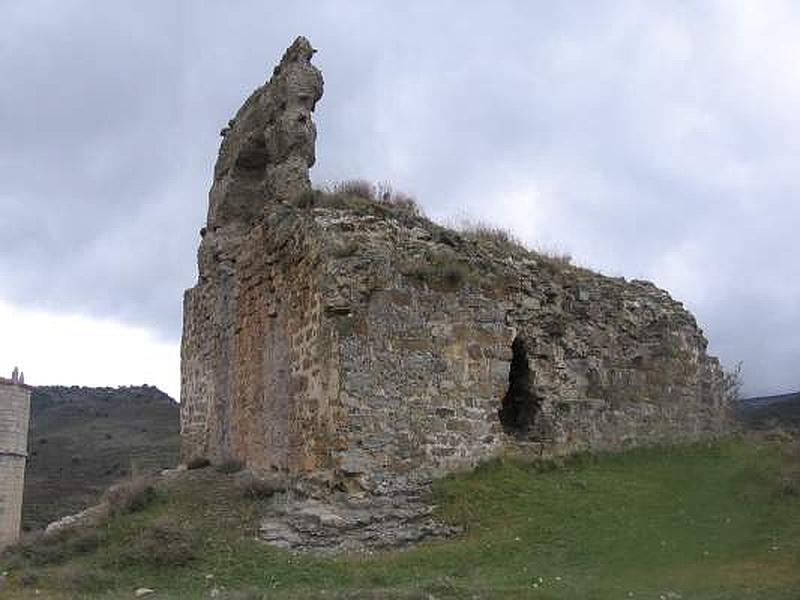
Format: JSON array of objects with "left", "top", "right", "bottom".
[{"left": 1, "top": 1, "right": 798, "bottom": 395}]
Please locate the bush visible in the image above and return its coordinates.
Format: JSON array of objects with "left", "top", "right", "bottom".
[
  {"left": 64, "top": 528, "right": 102, "bottom": 555},
  {"left": 2, "top": 532, "right": 67, "bottom": 568},
  {"left": 722, "top": 361, "right": 744, "bottom": 403},
  {"left": 236, "top": 471, "right": 286, "bottom": 499},
  {"left": 102, "top": 477, "right": 156, "bottom": 516},
  {"left": 456, "top": 219, "right": 574, "bottom": 272},
  {"left": 457, "top": 219, "right": 526, "bottom": 254},
  {"left": 330, "top": 239, "right": 360, "bottom": 258},
  {"left": 534, "top": 247, "right": 573, "bottom": 269},
  {"left": 306, "top": 180, "right": 422, "bottom": 220},
  {"left": 52, "top": 564, "right": 109, "bottom": 594},
  {"left": 332, "top": 179, "right": 375, "bottom": 201},
  {"left": 18, "top": 571, "right": 39, "bottom": 587},
  {"left": 376, "top": 182, "right": 421, "bottom": 216},
  {"left": 439, "top": 262, "right": 470, "bottom": 289},
  {"left": 402, "top": 252, "right": 474, "bottom": 292},
  {"left": 777, "top": 440, "right": 800, "bottom": 497},
  {"left": 121, "top": 517, "right": 197, "bottom": 567},
  {"left": 2, "top": 527, "right": 102, "bottom": 569},
  {"left": 294, "top": 188, "right": 323, "bottom": 208}
]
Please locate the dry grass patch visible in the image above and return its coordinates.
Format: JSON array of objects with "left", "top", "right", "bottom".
[
  {"left": 533, "top": 245, "right": 573, "bottom": 269},
  {"left": 401, "top": 251, "right": 476, "bottom": 292},
  {"left": 299, "top": 180, "right": 422, "bottom": 220},
  {"left": 118, "top": 517, "right": 197, "bottom": 567},
  {"left": 236, "top": 471, "right": 287, "bottom": 499},
  {"left": 777, "top": 438, "right": 800, "bottom": 496},
  {"left": 457, "top": 219, "right": 527, "bottom": 254},
  {"left": 102, "top": 476, "right": 156, "bottom": 516}
]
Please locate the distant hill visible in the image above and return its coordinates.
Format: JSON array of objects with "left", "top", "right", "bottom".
[
  {"left": 735, "top": 391, "right": 800, "bottom": 430},
  {"left": 23, "top": 385, "right": 180, "bottom": 531}
]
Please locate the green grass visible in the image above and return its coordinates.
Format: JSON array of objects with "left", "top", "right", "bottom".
[{"left": 2, "top": 437, "right": 799, "bottom": 599}]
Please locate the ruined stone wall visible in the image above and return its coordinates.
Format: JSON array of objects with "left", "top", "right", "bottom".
[
  {"left": 308, "top": 207, "right": 728, "bottom": 486},
  {"left": 186, "top": 200, "right": 728, "bottom": 485},
  {"left": 0, "top": 380, "right": 31, "bottom": 551},
  {"left": 181, "top": 37, "right": 329, "bottom": 469},
  {"left": 506, "top": 276, "right": 727, "bottom": 453},
  {"left": 182, "top": 207, "right": 343, "bottom": 472},
  {"left": 227, "top": 210, "right": 341, "bottom": 472},
  {"left": 332, "top": 284, "right": 513, "bottom": 481},
  {"left": 182, "top": 37, "right": 729, "bottom": 489}
]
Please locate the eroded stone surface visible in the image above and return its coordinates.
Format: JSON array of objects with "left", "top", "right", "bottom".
[
  {"left": 44, "top": 504, "right": 107, "bottom": 536},
  {"left": 206, "top": 35, "right": 322, "bottom": 232},
  {"left": 259, "top": 485, "right": 460, "bottom": 554}
]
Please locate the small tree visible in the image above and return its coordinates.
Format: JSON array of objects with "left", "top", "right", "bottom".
[{"left": 722, "top": 361, "right": 744, "bottom": 403}]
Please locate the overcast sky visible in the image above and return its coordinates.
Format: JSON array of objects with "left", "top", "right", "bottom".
[{"left": 1, "top": 1, "right": 798, "bottom": 399}]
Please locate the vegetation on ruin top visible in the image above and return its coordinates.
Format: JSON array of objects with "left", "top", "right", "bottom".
[
  {"left": 296, "top": 179, "right": 581, "bottom": 296},
  {"left": 2, "top": 435, "right": 799, "bottom": 599}
]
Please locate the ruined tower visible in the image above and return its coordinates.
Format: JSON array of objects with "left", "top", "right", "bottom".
[
  {"left": 181, "top": 38, "right": 728, "bottom": 490},
  {"left": 0, "top": 369, "right": 31, "bottom": 550},
  {"left": 181, "top": 36, "right": 325, "bottom": 469}
]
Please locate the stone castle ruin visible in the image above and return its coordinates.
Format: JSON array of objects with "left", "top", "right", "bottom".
[
  {"left": 181, "top": 37, "right": 728, "bottom": 496},
  {"left": 0, "top": 368, "right": 31, "bottom": 551}
]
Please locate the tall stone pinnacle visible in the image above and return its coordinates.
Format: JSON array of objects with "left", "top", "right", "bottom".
[{"left": 206, "top": 36, "right": 324, "bottom": 230}]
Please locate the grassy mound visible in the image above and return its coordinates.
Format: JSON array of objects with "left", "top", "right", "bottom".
[{"left": 2, "top": 437, "right": 798, "bottom": 599}]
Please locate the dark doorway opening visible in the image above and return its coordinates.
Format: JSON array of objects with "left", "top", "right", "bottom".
[{"left": 499, "top": 336, "right": 542, "bottom": 439}]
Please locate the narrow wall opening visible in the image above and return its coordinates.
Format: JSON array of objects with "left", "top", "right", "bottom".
[{"left": 499, "top": 336, "right": 542, "bottom": 439}]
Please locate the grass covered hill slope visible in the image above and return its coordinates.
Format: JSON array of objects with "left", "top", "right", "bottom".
[
  {"left": 3, "top": 437, "right": 799, "bottom": 599},
  {"left": 23, "top": 385, "right": 180, "bottom": 531},
  {"left": 736, "top": 392, "right": 800, "bottom": 430}
]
